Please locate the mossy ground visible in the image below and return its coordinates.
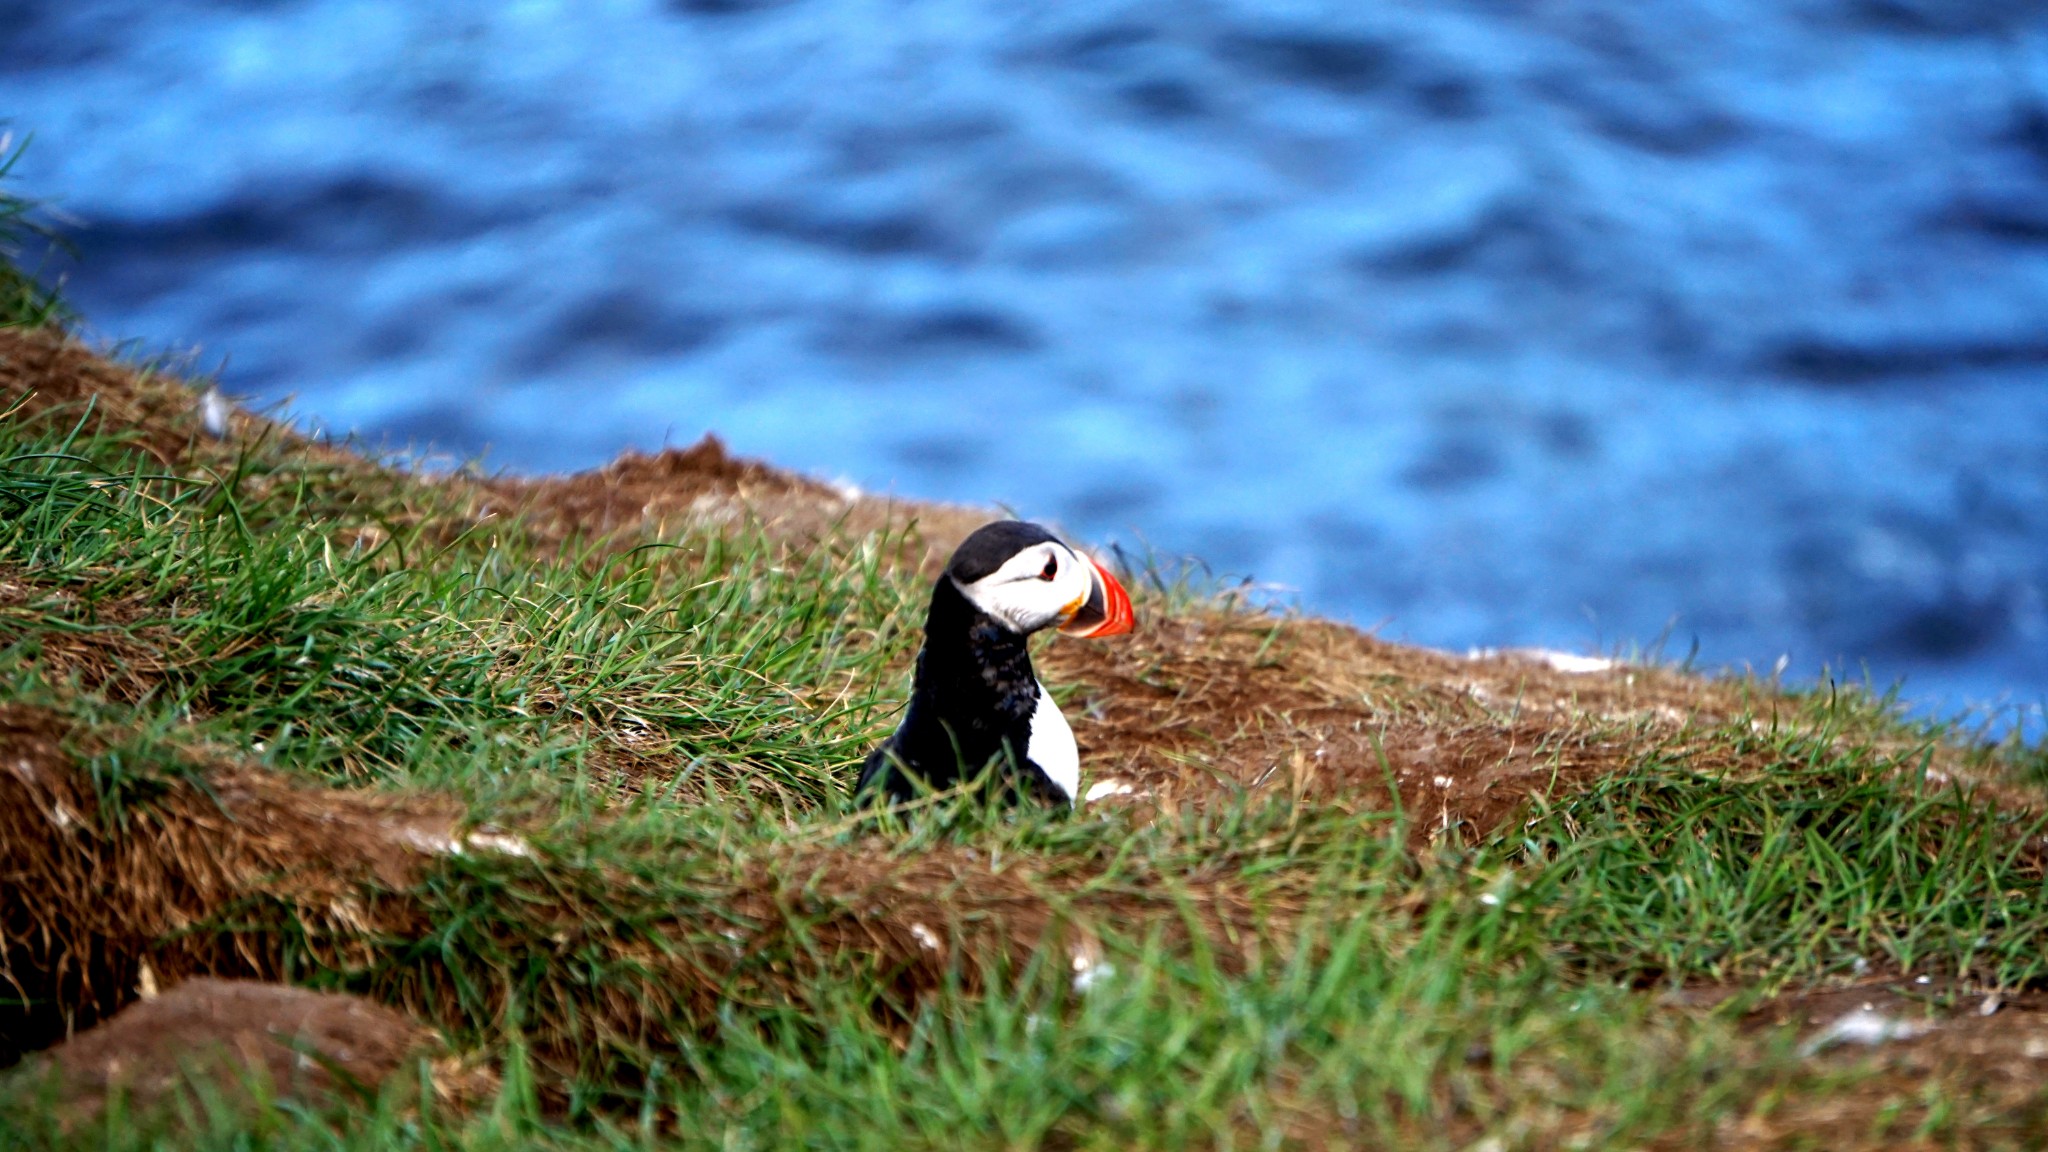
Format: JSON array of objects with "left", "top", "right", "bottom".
[{"left": 2, "top": 167, "right": 2047, "bottom": 1150}]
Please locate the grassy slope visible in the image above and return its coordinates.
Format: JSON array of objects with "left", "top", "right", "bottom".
[{"left": 1, "top": 175, "right": 2046, "bottom": 1150}]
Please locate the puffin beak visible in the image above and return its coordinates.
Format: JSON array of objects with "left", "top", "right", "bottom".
[{"left": 1059, "top": 554, "right": 1136, "bottom": 638}]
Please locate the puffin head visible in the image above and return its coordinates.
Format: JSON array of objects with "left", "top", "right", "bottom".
[{"left": 945, "top": 520, "right": 1136, "bottom": 639}]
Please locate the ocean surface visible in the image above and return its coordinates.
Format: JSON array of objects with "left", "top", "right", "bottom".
[{"left": 7, "top": 0, "right": 2048, "bottom": 730}]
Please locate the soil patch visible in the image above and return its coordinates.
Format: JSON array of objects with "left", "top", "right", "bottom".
[
  {"left": 23, "top": 978, "right": 434, "bottom": 1127},
  {"left": 490, "top": 433, "right": 994, "bottom": 571},
  {"left": 489, "top": 436, "right": 837, "bottom": 542}
]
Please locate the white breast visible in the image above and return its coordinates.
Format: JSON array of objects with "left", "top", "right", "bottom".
[{"left": 1027, "top": 681, "right": 1080, "bottom": 805}]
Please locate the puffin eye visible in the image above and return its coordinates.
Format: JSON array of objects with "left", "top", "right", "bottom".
[{"left": 1039, "top": 555, "right": 1058, "bottom": 581}]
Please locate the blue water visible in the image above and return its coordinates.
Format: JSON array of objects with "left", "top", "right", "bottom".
[{"left": 7, "top": 1, "right": 2048, "bottom": 731}]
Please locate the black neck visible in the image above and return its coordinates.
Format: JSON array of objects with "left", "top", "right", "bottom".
[
  {"left": 914, "top": 576, "right": 1037, "bottom": 721},
  {"left": 886, "top": 577, "right": 1039, "bottom": 787},
  {"left": 856, "top": 576, "right": 1063, "bottom": 805}
]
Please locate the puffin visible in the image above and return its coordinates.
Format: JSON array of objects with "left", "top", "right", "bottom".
[{"left": 855, "top": 520, "right": 1136, "bottom": 808}]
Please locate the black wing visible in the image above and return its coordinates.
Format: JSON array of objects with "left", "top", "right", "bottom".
[{"left": 854, "top": 740, "right": 907, "bottom": 806}]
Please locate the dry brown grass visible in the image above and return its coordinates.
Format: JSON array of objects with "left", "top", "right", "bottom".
[
  {"left": 0, "top": 327, "right": 284, "bottom": 471},
  {"left": 0, "top": 572, "right": 174, "bottom": 703},
  {"left": 1042, "top": 607, "right": 1760, "bottom": 845},
  {"left": 0, "top": 325, "right": 486, "bottom": 555},
  {"left": 0, "top": 703, "right": 461, "bottom": 1063},
  {"left": 1042, "top": 599, "right": 2041, "bottom": 843},
  {"left": 0, "top": 700, "right": 1291, "bottom": 1100}
]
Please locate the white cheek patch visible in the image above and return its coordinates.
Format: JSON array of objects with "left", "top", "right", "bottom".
[
  {"left": 955, "top": 576, "right": 1034, "bottom": 634},
  {"left": 1027, "top": 682, "right": 1079, "bottom": 805},
  {"left": 955, "top": 544, "right": 1092, "bottom": 635}
]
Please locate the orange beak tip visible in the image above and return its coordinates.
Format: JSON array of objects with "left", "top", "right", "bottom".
[{"left": 1082, "top": 556, "right": 1136, "bottom": 638}]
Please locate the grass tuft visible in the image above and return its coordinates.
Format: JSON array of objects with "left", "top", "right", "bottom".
[
  {"left": 0, "top": 131, "right": 68, "bottom": 330},
  {"left": 1518, "top": 716, "right": 2048, "bottom": 988}
]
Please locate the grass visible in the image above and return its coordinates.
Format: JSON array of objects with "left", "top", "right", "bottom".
[
  {"left": 0, "top": 130, "right": 68, "bottom": 330},
  {"left": 1521, "top": 731, "right": 2048, "bottom": 990},
  {"left": 1, "top": 235, "right": 2047, "bottom": 1149}
]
